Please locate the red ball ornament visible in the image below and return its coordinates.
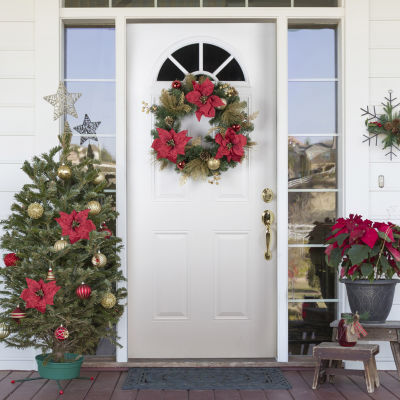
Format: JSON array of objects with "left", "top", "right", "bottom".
[
  {"left": 54, "top": 325, "right": 69, "bottom": 341},
  {"left": 232, "top": 124, "right": 241, "bottom": 132},
  {"left": 76, "top": 282, "right": 91, "bottom": 299},
  {"left": 4, "top": 253, "right": 19, "bottom": 267},
  {"left": 172, "top": 80, "right": 181, "bottom": 89},
  {"left": 11, "top": 307, "right": 26, "bottom": 323},
  {"left": 177, "top": 161, "right": 186, "bottom": 170},
  {"left": 100, "top": 223, "right": 112, "bottom": 239}
]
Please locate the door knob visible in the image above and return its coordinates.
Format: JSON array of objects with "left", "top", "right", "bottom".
[
  {"left": 261, "top": 210, "right": 274, "bottom": 260},
  {"left": 262, "top": 188, "right": 273, "bottom": 203}
]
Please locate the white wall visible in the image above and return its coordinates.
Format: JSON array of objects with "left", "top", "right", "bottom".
[
  {"left": 365, "top": 0, "right": 400, "bottom": 370},
  {"left": 0, "top": 0, "right": 37, "bottom": 370}
]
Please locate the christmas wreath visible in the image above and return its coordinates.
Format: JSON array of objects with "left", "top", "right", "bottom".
[{"left": 143, "top": 74, "right": 257, "bottom": 183}]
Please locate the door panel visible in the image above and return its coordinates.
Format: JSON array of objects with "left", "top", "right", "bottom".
[{"left": 127, "top": 23, "right": 277, "bottom": 358}]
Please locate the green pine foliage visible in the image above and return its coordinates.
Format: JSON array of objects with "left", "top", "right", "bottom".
[{"left": 0, "top": 124, "right": 126, "bottom": 361}]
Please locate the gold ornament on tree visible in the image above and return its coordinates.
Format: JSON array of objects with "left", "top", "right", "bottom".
[
  {"left": 0, "top": 322, "right": 10, "bottom": 340},
  {"left": 27, "top": 203, "right": 44, "bottom": 219},
  {"left": 87, "top": 200, "right": 101, "bottom": 215},
  {"left": 92, "top": 252, "right": 107, "bottom": 268},
  {"left": 101, "top": 293, "right": 116, "bottom": 309},
  {"left": 93, "top": 172, "right": 105, "bottom": 185},
  {"left": 57, "top": 164, "right": 71, "bottom": 180},
  {"left": 216, "top": 98, "right": 227, "bottom": 110},
  {"left": 46, "top": 268, "right": 56, "bottom": 281},
  {"left": 54, "top": 238, "right": 68, "bottom": 251},
  {"left": 207, "top": 158, "right": 221, "bottom": 171}
]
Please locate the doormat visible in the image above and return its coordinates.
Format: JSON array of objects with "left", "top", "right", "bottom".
[{"left": 122, "top": 367, "right": 291, "bottom": 390}]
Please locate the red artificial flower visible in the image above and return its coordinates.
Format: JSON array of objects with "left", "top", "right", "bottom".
[
  {"left": 4, "top": 253, "right": 19, "bottom": 267},
  {"left": 215, "top": 127, "right": 247, "bottom": 162},
  {"left": 55, "top": 209, "right": 96, "bottom": 244},
  {"left": 151, "top": 128, "right": 192, "bottom": 163},
  {"left": 185, "top": 78, "right": 225, "bottom": 121},
  {"left": 20, "top": 278, "right": 61, "bottom": 313}
]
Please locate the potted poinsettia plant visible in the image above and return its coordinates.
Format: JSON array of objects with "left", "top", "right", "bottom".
[{"left": 325, "top": 214, "right": 400, "bottom": 323}]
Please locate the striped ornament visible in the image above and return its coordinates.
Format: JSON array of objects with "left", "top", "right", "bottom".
[
  {"left": 11, "top": 307, "right": 26, "bottom": 322},
  {"left": 76, "top": 282, "right": 91, "bottom": 299}
]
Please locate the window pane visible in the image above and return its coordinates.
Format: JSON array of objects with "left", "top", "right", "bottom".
[
  {"left": 172, "top": 44, "right": 199, "bottom": 73},
  {"left": 65, "top": 82, "right": 116, "bottom": 135},
  {"left": 113, "top": 0, "right": 154, "bottom": 5},
  {"left": 157, "top": 59, "right": 185, "bottom": 81},
  {"left": 204, "top": 0, "right": 245, "bottom": 5},
  {"left": 203, "top": 44, "right": 230, "bottom": 73},
  {"left": 289, "top": 302, "right": 336, "bottom": 355},
  {"left": 158, "top": 0, "right": 199, "bottom": 6},
  {"left": 289, "top": 82, "right": 337, "bottom": 134},
  {"left": 70, "top": 136, "right": 116, "bottom": 189},
  {"left": 288, "top": 192, "right": 336, "bottom": 244},
  {"left": 289, "top": 29, "right": 336, "bottom": 79},
  {"left": 216, "top": 59, "right": 245, "bottom": 81},
  {"left": 288, "top": 136, "right": 337, "bottom": 189},
  {"left": 65, "top": 28, "right": 115, "bottom": 79},
  {"left": 248, "top": 0, "right": 290, "bottom": 5},
  {"left": 288, "top": 247, "right": 336, "bottom": 300},
  {"left": 64, "top": 0, "right": 109, "bottom": 6},
  {"left": 295, "top": 0, "right": 337, "bottom": 6}
]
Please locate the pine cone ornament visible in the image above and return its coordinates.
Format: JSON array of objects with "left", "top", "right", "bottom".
[
  {"left": 101, "top": 293, "right": 116, "bottom": 309},
  {"left": 54, "top": 325, "right": 69, "bottom": 341},
  {"left": 27, "top": 203, "right": 44, "bottom": 219},
  {"left": 199, "top": 151, "right": 211, "bottom": 162},
  {"left": 164, "top": 116, "right": 174, "bottom": 127},
  {"left": 384, "top": 122, "right": 394, "bottom": 132},
  {"left": 76, "top": 283, "right": 91, "bottom": 299}
]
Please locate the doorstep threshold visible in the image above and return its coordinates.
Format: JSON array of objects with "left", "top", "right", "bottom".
[{"left": 82, "top": 356, "right": 314, "bottom": 369}]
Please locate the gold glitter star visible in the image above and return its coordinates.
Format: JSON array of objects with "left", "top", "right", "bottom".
[{"left": 43, "top": 82, "right": 82, "bottom": 120}]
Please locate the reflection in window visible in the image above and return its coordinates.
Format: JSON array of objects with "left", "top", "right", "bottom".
[
  {"left": 157, "top": 43, "right": 246, "bottom": 82},
  {"left": 288, "top": 136, "right": 337, "bottom": 189},
  {"left": 64, "top": 0, "right": 108, "bottom": 6},
  {"left": 295, "top": 0, "right": 337, "bottom": 5},
  {"left": 113, "top": 0, "right": 154, "bottom": 5},
  {"left": 204, "top": 0, "right": 245, "bottom": 6},
  {"left": 158, "top": 0, "right": 199, "bottom": 5}
]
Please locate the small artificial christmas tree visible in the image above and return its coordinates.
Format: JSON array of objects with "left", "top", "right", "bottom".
[{"left": 0, "top": 120, "right": 126, "bottom": 362}]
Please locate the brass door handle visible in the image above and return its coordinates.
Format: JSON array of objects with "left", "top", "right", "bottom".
[{"left": 261, "top": 210, "right": 274, "bottom": 260}]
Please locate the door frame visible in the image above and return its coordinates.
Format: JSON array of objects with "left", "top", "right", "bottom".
[{"left": 33, "top": 0, "right": 370, "bottom": 364}]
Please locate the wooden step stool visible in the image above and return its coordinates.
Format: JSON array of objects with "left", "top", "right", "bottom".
[{"left": 312, "top": 342, "right": 380, "bottom": 393}]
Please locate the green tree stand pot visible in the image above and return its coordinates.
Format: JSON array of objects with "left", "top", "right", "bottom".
[
  {"left": 36, "top": 353, "right": 84, "bottom": 380},
  {"left": 342, "top": 279, "right": 398, "bottom": 324}
]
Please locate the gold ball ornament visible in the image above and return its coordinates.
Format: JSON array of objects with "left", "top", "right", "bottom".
[
  {"left": 0, "top": 322, "right": 10, "bottom": 340},
  {"left": 87, "top": 201, "right": 101, "bottom": 215},
  {"left": 216, "top": 98, "right": 227, "bottom": 110},
  {"left": 207, "top": 158, "right": 221, "bottom": 171},
  {"left": 101, "top": 293, "right": 116, "bottom": 309},
  {"left": 57, "top": 164, "right": 72, "bottom": 180},
  {"left": 27, "top": 203, "right": 44, "bottom": 219},
  {"left": 54, "top": 238, "right": 68, "bottom": 251},
  {"left": 92, "top": 252, "right": 107, "bottom": 268},
  {"left": 93, "top": 172, "right": 106, "bottom": 185}
]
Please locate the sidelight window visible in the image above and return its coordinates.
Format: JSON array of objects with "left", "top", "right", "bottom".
[{"left": 287, "top": 27, "right": 339, "bottom": 356}]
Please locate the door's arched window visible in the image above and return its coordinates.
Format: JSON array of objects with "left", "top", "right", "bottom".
[{"left": 157, "top": 42, "right": 245, "bottom": 82}]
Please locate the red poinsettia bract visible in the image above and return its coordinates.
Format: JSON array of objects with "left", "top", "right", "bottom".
[
  {"left": 215, "top": 127, "right": 247, "bottom": 162},
  {"left": 151, "top": 128, "right": 192, "bottom": 163},
  {"left": 55, "top": 209, "right": 96, "bottom": 244},
  {"left": 20, "top": 278, "right": 61, "bottom": 313},
  {"left": 185, "top": 78, "right": 225, "bottom": 121}
]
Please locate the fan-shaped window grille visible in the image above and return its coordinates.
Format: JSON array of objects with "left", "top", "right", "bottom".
[{"left": 157, "top": 43, "right": 245, "bottom": 82}]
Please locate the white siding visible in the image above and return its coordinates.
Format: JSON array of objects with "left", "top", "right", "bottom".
[
  {"left": 0, "top": 0, "right": 37, "bottom": 370},
  {"left": 369, "top": 0, "right": 400, "bottom": 370}
]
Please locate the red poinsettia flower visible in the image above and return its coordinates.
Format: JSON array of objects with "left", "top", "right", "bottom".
[
  {"left": 185, "top": 78, "right": 225, "bottom": 121},
  {"left": 55, "top": 209, "right": 96, "bottom": 244},
  {"left": 151, "top": 128, "right": 192, "bottom": 163},
  {"left": 215, "top": 127, "right": 247, "bottom": 162},
  {"left": 4, "top": 253, "right": 19, "bottom": 267},
  {"left": 20, "top": 278, "right": 61, "bottom": 313}
]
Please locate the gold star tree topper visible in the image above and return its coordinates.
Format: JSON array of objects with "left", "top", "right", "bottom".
[{"left": 43, "top": 82, "right": 82, "bottom": 120}]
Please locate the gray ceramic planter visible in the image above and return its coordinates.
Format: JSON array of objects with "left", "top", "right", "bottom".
[{"left": 341, "top": 279, "right": 399, "bottom": 324}]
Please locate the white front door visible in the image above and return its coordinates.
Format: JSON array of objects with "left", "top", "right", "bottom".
[{"left": 127, "top": 23, "right": 277, "bottom": 358}]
